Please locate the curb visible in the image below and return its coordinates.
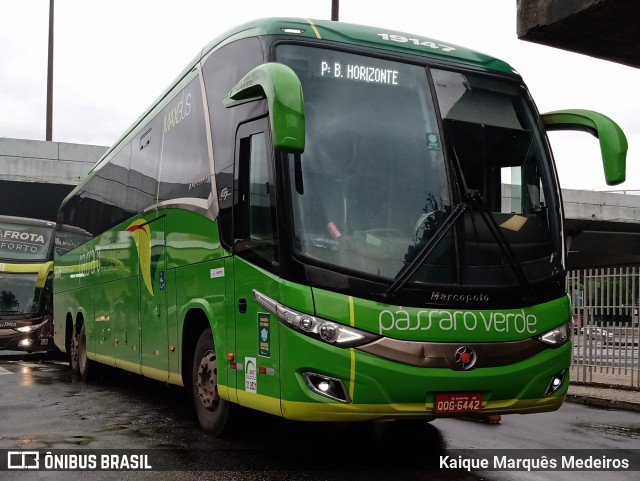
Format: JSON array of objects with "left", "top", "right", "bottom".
[{"left": 565, "top": 393, "right": 640, "bottom": 413}]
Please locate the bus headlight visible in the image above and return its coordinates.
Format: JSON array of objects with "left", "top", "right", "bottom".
[
  {"left": 15, "top": 321, "right": 48, "bottom": 333},
  {"left": 253, "top": 290, "right": 379, "bottom": 348},
  {"left": 536, "top": 321, "right": 572, "bottom": 347}
]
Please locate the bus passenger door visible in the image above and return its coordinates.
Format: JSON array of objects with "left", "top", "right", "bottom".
[
  {"left": 135, "top": 213, "right": 169, "bottom": 381},
  {"left": 231, "top": 118, "right": 282, "bottom": 416}
]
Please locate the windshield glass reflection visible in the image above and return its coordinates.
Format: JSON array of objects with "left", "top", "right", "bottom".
[{"left": 278, "top": 45, "right": 452, "bottom": 280}]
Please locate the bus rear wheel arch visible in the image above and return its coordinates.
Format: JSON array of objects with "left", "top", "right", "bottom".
[
  {"left": 77, "top": 321, "right": 99, "bottom": 381},
  {"left": 66, "top": 314, "right": 79, "bottom": 374}
]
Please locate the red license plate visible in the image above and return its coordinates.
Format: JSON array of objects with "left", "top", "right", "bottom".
[{"left": 434, "top": 392, "right": 483, "bottom": 413}]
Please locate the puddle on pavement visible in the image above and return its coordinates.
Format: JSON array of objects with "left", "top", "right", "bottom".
[
  {"left": 573, "top": 422, "right": 640, "bottom": 439},
  {"left": 64, "top": 435, "right": 93, "bottom": 445},
  {"left": 63, "top": 391, "right": 83, "bottom": 397},
  {"left": 0, "top": 434, "right": 95, "bottom": 449},
  {"left": 102, "top": 424, "right": 130, "bottom": 431}
]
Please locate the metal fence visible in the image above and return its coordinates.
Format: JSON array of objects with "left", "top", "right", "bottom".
[
  {"left": 567, "top": 267, "right": 640, "bottom": 388},
  {"left": 571, "top": 317, "right": 640, "bottom": 387}
]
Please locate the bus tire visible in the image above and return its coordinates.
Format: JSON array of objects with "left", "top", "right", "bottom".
[
  {"left": 192, "top": 328, "right": 230, "bottom": 437},
  {"left": 69, "top": 329, "right": 80, "bottom": 374},
  {"left": 78, "top": 324, "right": 98, "bottom": 381}
]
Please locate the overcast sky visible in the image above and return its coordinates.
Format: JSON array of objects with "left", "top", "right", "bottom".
[{"left": 1, "top": 0, "right": 639, "bottom": 192}]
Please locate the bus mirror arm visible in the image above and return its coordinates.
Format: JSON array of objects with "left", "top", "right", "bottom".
[
  {"left": 223, "top": 62, "right": 306, "bottom": 154},
  {"left": 541, "top": 109, "right": 627, "bottom": 186}
]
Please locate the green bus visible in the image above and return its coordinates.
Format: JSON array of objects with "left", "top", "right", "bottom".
[{"left": 53, "top": 18, "right": 628, "bottom": 436}]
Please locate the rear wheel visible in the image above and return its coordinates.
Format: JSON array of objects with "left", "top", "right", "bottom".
[
  {"left": 68, "top": 329, "right": 79, "bottom": 374},
  {"left": 192, "top": 328, "right": 230, "bottom": 437},
  {"left": 78, "top": 324, "right": 99, "bottom": 381}
]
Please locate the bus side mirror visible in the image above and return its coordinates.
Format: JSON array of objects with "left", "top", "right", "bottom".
[
  {"left": 223, "top": 62, "right": 305, "bottom": 154},
  {"left": 541, "top": 109, "right": 627, "bottom": 186}
]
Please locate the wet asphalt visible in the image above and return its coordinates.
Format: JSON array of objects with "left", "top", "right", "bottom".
[{"left": 1, "top": 351, "right": 638, "bottom": 481}]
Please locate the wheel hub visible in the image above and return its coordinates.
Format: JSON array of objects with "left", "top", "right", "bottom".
[{"left": 197, "top": 350, "right": 218, "bottom": 410}]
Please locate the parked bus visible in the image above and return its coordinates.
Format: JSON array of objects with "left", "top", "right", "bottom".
[
  {"left": 0, "top": 215, "right": 55, "bottom": 352},
  {"left": 53, "top": 18, "right": 628, "bottom": 435}
]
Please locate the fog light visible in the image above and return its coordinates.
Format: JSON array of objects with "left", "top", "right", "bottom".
[
  {"left": 303, "top": 372, "right": 352, "bottom": 403},
  {"left": 19, "top": 339, "right": 33, "bottom": 347},
  {"left": 544, "top": 371, "right": 566, "bottom": 396}
]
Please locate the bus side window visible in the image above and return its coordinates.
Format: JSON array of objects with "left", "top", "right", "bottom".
[
  {"left": 129, "top": 119, "right": 161, "bottom": 213},
  {"left": 235, "top": 130, "right": 279, "bottom": 271},
  {"left": 158, "top": 78, "right": 211, "bottom": 203},
  {"left": 61, "top": 142, "right": 133, "bottom": 241}
]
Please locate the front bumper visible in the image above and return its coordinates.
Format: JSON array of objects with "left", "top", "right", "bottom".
[
  {"left": 0, "top": 318, "right": 54, "bottom": 352},
  {"left": 278, "top": 327, "right": 571, "bottom": 421}
]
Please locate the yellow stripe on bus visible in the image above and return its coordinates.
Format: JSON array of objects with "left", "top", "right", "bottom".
[
  {"left": 235, "top": 390, "right": 283, "bottom": 417},
  {"left": 305, "top": 19, "right": 322, "bottom": 39},
  {"left": 90, "top": 353, "right": 183, "bottom": 386},
  {"left": 0, "top": 261, "right": 52, "bottom": 288},
  {"left": 348, "top": 296, "right": 356, "bottom": 401}
]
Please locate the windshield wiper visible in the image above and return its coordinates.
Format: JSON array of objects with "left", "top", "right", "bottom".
[
  {"left": 383, "top": 148, "right": 537, "bottom": 302},
  {"left": 466, "top": 190, "right": 536, "bottom": 301},
  {"left": 383, "top": 201, "right": 466, "bottom": 299}
]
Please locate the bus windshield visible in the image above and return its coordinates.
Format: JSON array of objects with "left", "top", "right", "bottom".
[
  {"left": 0, "top": 272, "right": 41, "bottom": 315},
  {"left": 278, "top": 44, "right": 562, "bottom": 290}
]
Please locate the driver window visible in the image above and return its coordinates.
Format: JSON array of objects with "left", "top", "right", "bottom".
[
  {"left": 236, "top": 129, "right": 279, "bottom": 270},
  {"left": 248, "top": 133, "right": 273, "bottom": 241}
]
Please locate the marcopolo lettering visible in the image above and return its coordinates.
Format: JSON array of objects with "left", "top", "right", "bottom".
[
  {"left": 431, "top": 291, "right": 490, "bottom": 304},
  {"left": 378, "top": 308, "right": 538, "bottom": 335}
]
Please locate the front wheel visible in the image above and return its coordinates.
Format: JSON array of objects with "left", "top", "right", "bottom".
[{"left": 192, "top": 328, "right": 230, "bottom": 437}]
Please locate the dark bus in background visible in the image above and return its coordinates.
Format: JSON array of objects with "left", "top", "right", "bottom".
[{"left": 0, "top": 215, "right": 55, "bottom": 352}]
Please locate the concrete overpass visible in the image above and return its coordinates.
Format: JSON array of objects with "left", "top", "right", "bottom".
[
  {"left": 0, "top": 138, "right": 105, "bottom": 222},
  {"left": 517, "top": 0, "right": 640, "bottom": 68},
  {"left": 516, "top": 0, "right": 640, "bottom": 268},
  {"left": 3, "top": 137, "right": 640, "bottom": 270},
  {"left": 562, "top": 189, "right": 640, "bottom": 268}
]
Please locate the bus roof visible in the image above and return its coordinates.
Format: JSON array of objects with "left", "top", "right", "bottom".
[
  {"left": 0, "top": 215, "right": 55, "bottom": 229},
  {"left": 202, "top": 18, "right": 518, "bottom": 76}
]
